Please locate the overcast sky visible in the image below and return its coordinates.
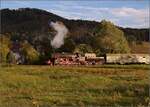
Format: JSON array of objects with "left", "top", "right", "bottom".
[{"left": 1, "top": 0, "right": 149, "bottom": 28}]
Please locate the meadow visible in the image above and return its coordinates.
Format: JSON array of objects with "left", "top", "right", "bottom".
[{"left": 0, "top": 65, "right": 149, "bottom": 107}]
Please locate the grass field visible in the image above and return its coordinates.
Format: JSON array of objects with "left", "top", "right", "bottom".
[
  {"left": 0, "top": 65, "right": 149, "bottom": 107},
  {"left": 130, "top": 42, "right": 150, "bottom": 54}
]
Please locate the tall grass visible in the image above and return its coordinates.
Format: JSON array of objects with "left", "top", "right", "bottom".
[{"left": 0, "top": 65, "right": 149, "bottom": 107}]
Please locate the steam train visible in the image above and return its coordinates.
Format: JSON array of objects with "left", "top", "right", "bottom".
[{"left": 46, "top": 53, "right": 150, "bottom": 65}]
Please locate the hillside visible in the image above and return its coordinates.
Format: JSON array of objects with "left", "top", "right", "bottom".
[
  {"left": 1, "top": 8, "right": 149, "bottom": 42},
  {"left": 1, "top": 8, "right": 99, "bottom": 38},
  {"left": 130, "top": 42, "right": 150, "bottom": 54}
]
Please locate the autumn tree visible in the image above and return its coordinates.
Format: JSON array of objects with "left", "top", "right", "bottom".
[
  {"left": 21, "top": 40, "right": 40, "bottom": 64},
  {"left": 94, "top": 20, "right": 130, "bottom": 55},
  {"left": 0, "top": 34, "right": 11, "bottom": 63}
]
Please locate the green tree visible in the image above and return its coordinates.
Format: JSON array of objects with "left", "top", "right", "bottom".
[
  {"left": 21, "top": 40, "right": 39, "bottom": 64},
  {"left": 0, "top": 34, "right": 11, "bottom": 63},
  {"left": 94, "top": 20, "right": 130, "bottom": 55},
  {"left": 74, "top": 44, "right": 93, "bottom": 55},
  {"left": 58, "top": 38, "right": 76, "bottom": 53}
]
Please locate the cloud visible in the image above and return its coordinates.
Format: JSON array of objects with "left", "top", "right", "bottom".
[
  {"left": 13, "top": 1, "right": 31, "bottom": 6},
  {"left": 2, "top": 0, "right": 148, "bottom": 28},
  {"left": 48, "top": 5, "right": 149, "bottom": 28},
  {"left": 110, "top": 7, "right": 148, "bottom": 21},
  {"left": 111, "top": 7, "right": 145, "bottom": 16},
  {"left": 109, "top": 7, "right": 149, "bottom": 28},
  {"left": 49, "top": 9, "right": 83, "bottom": 20}
]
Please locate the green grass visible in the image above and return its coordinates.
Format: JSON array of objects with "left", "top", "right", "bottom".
[{"left": 0, "top": 65, "right": 149, "bottom": 107}]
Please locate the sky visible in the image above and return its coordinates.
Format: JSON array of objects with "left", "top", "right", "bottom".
[{"left": 1, "top": 0, "right": 149, "bottom": 28}]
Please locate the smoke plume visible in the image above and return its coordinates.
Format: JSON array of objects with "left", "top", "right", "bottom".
[{"left": 50, "top": 21, "right": 68, "bottom": 49}]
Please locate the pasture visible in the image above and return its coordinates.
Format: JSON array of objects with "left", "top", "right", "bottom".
[{"left": 0, "top": 65, "right": 149, "bottom": 107}]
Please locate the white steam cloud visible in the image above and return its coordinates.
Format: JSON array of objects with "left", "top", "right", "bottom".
[{"left": 50, "top": 21, "right": 68, "bottom": 49}]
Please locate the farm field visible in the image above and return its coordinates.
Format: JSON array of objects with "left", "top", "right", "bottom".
[
  {"left": 130, "top": 42, "right": 150, "bottom": 54},
  {"left": 0, "top": 65, "right": 149, "bottom": 107}
]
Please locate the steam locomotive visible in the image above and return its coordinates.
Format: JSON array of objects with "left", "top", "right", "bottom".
[{"left": 46, "top": 53, "right": 150, "bottom": 65}]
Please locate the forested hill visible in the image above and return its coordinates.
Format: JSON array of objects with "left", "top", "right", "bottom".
[
  {"left": 1, "top": 8, "right": 99, "bottom": 36},
  {"left": 0, "top": 8, "right": 149, "bottom": 64},
  {"left": 1, "top": 8, "right": 149, "bottom": 42}
]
